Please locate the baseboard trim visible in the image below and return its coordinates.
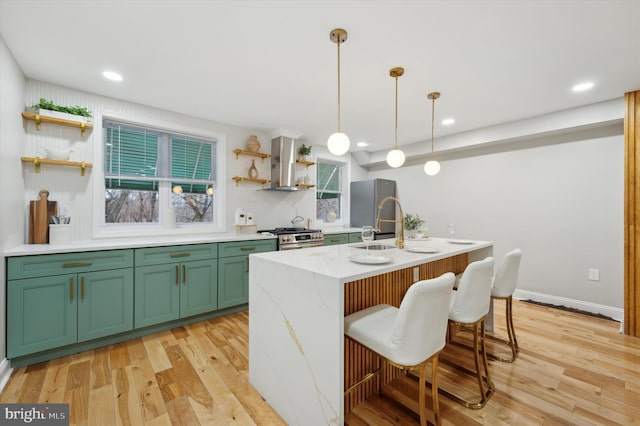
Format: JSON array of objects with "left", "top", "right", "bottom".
[
  {"left": 513, "top": 289, "right": 623, "bottom": 322},
  {"left": 0, "top": 358, "right": 13, "bottom": 393}
]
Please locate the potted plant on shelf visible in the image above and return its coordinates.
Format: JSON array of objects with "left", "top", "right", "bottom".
[
  {"left": 28, "top": 98, "right": 93, "bottom": 122},
  {"left": 298, "top": 144, "right": 312, "bottom": 161},
  {"left": 403, "top": 213, "right": 425, "bottom": 239}
]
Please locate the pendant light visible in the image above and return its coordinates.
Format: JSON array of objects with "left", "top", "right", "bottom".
[
  {"left": 327, "top": 28, "right": 350, "bottom": 156},
  {"left": 386, "top": 67, "right": 406, "bottom": 168},
  {"left": 424, "top": 91, "right": 441, "bottom": 176}
]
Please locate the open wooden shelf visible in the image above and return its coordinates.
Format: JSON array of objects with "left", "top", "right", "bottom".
[
  {"left": 232, "top": 176, "right": 270, "bottom": 188},
  {"left": 22, "top": 156, "right": 93, "bottom": 176},
  {"left": 295, "top": 183, "right": 315, "bottom": 189},
  {"left": 22, "top": 112, "right": 93, "bottom": 137},
  {"left": 232, "top": 149, "right": 271, "bottom": 162},
  {"left": 296, "top": 159, "right": 315, "bottom": 167}
]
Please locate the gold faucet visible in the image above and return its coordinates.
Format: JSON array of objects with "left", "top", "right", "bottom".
[{"left": 375, "top": 196, "right": 405, "bottom": 249}]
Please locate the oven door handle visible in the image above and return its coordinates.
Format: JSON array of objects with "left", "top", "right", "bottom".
[{"left": 280, "top": 242, "right": 324, "bottom": 250}]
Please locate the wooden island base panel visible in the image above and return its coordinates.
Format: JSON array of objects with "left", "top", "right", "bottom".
[
  {"left": 249, "top": 238, "right": 491, "bottom": 425},
  {"left": 344, "top": 253, "right": 469, "bottom": 413}
]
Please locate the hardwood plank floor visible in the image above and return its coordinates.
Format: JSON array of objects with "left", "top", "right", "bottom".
[{"left": 1, "top": 302, "right": 639, "bottom": 425}]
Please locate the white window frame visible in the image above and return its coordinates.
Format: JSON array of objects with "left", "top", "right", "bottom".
[
  {"left": 315, "top": 157, "right": 348, "bottom": 226},
  {"left": 92, "top": 111, "right": 227, "bottom": 239}
]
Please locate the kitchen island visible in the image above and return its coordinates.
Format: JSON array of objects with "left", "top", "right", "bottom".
[{"left": 248, "top": 237, "right": 492, "bottom": 425}]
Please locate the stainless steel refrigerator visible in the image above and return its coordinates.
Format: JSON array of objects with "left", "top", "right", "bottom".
[{"left": 350, "top": 178, "right": 397, "bottom": 240}]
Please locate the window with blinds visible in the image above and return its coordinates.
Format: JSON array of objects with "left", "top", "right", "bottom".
[
  {"left": 104, "top": 121, "right": 217, "bottom": 224},
  {"left": 316, "top": 161, "right": 343, "bottom": 221}
]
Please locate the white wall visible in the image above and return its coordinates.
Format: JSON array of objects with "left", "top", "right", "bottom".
[
  {"left": 0, "top": 36, "right": 27, "bottom": 387},
  {"left": 21, "top": 80, "right": 324, "bottom": 240},
  {"left": 370, "top": 123, "right": 624, "bottom": 318}
]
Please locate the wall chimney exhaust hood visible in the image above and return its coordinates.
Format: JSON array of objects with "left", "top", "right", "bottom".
[{"left": 263, "top": 136, "right": 300, "bottom": 191}]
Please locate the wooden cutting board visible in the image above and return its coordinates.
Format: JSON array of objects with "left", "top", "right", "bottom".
[{"left": 29, "top": 190, "right": 58, "bottom": 244}]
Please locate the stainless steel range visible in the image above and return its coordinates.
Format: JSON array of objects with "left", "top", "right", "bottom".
[{"left": 259, "top": 228, "right": 324, "bottom": 250}]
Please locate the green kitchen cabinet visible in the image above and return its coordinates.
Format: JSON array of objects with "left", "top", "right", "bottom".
[
  {"left": 134, "top": 244, "right": 218, "bottom": 328},
  {"left": 217, "top": 239, "right": 277, "bottom": 308},
  {"left": 348, "top": 232, "right": 363, "bottom": 243},
  {"left": 324, "top": 233, "right": 349, "bottom": 246},
  {"left": 7, "top": 250, "right": 134, "bottom": 359}
]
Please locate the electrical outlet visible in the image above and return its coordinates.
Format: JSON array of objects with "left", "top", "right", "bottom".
[{"left": 588, "top": 268, "right": 600, "bottom": 281}]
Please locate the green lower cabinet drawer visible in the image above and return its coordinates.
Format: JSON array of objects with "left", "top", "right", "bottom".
[
  {"left": 348, "top": 233, "right": 363, "bottom": 243},
  {"left": 324, "top": 233, "right": 349, "bottom": 245},
  {"left": 7, "top": 249, "right": 133, "bottom": 280},
  {"left": 135, "top": 244, "right": 217, "bottom": 266},
  {"left": 218, "top": 239, "right": 276, "bottom": 258},
  {"left": 7, "top": 275, "right": 77, "bottom": 358}
]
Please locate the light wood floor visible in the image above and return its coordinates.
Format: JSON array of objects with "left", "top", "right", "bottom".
[{"left": 1, "top": 301, "right": 639, "bottom": 425}]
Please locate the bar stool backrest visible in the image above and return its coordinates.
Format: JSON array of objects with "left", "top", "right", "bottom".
[
  {"left": 389, "top": 272, "right": 456, "bottom": 366},
  {"left": 491, "top": 249, "right": 522, "bottom": 298},
  {"left": 449, "top": 257, "right": 494, "bottom": 324}
]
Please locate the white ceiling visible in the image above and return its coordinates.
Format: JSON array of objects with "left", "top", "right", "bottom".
[{"left": 1, "top": 0, "right": 639, "bottom": 155}]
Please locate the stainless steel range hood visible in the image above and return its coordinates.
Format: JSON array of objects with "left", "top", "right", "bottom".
[{"left": 264, "top": 136, "right": 300, "bottom": 191}]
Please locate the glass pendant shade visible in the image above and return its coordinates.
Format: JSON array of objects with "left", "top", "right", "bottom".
[
  {"left": 386, "top": 149, "right": 406, "bottom": 168},
  {"left": 328, "top": 132, "right": 350, "bottom": 155},
  {"left": 424, "top": 160, "right": 441, "bottom": 176}
]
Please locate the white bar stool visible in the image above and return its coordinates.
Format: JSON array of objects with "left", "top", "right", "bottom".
[
  {"left": 488, "top": 248, "right": 522, "bottom": 362},
  {"left": 344, "top": 272, "right": 456, "bottom": 426},
  {"left": 442, "top": 257, "right": 495, "bottom": 409}
]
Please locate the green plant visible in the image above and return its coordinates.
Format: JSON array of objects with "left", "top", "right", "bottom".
[
  {"left": 403, "top": 213, "right": 425, "bottom": 230},
  {"left": 31, "top": 98, "right": 92, "bottom": 118},
  {"left": 298, "top": 144, "right": 312, "bottom": 156}
]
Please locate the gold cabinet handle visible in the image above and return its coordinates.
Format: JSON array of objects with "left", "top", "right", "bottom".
[
  {"left": 170, "top": 252, "right": 191, "bottom": 258},
  {"left": 63, "top": 261, "right": 93, "bottom": 267},
  {"left": 240, "top": 246, "right": 257, "bottom": 251},
  {"left": 330, "top": 238, "right": 341, "bottom": 242},
  {"left": 246, "top": 257, "right": 250, "bottom": 273},
  {"left": 182, "top": 264, "right": 186, "bottom": 284},
  {"left": 175, "top": 265, "right": 179, "bottom": 285},
  {"left": 81, "top": 276, "right": 85, "bottom": 301},
  {"left": 70, "top": 277, "right": 74, "bottom": 302}
]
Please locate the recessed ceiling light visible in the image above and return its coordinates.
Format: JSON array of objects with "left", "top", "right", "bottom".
[
  {"left": 356, "top": 141, "right": 369, "bottom": 147},
  {"left": 442, "top": 118, "right": 455, "bottom": 125},
  {"left": 572, "top": 82, "right": 594, "bottom": 92},
  {"left": 103, "top": 71, "right": 123, "bottom": 82}
]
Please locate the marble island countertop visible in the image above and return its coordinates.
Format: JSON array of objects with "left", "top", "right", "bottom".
[
  {"left": 251, "top": 237, "right": 492, "bottom": 282},
  {"left": 248, "top": 235, "right": 493, "bottom": 425}
]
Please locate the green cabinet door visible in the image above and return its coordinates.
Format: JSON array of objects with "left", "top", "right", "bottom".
[
  {"left": 180, "top": 259, "right": 218, "bottom": 318},
  {"left": 218, "top": 256, "right": 249, "bottom": 309},
  {"left": 324, "top": 233, "right": 349, "bottom": 246},
  {"left": 134, "top": 264, "right": 180, "bottom": 328},
  {"left": 7, "top": 274, "right": 77, "bottom": 358},
  {"left": 78, "top": 269, "right": 134, "bottom": 342}
]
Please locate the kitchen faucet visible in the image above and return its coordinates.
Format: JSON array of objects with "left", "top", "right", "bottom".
[{"left": 375, "top": 196, "right": 405, "bottom": 249}]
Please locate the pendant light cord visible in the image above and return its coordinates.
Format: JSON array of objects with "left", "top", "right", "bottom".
[
  {"left": 394, "top": 75, "right": 399, "bottom": 150},
  {"left": 431, "top": 96, "right": 435, "bottom": 159},
  {"left": 337, "top": 38, "right": 341, "bottom": 132}
]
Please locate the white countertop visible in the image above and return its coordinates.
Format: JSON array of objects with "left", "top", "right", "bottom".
[
  {"left": 319, "top": 227, "right": 363, "bottom": 234},
  {"left": 4, "top": 232, "right": 277, "bottom": 256},
  {"left": 251, "top": 237, "right": 492, "bottom": 282}
]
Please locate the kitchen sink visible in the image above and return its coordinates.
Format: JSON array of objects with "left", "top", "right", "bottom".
[{"left": 354, "top": 244, "right": 396, "bottom": 250}]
